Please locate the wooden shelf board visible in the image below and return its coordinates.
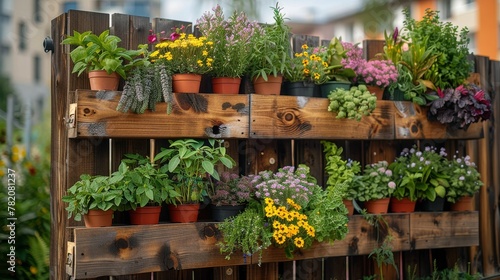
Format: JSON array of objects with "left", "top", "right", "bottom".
[
  {"left": 72, "top": 90, "right": 250, "bottom": 139},
  {"left": 66, "top": 212, "right": 479, "bottom": 279},
  {"left": 70, "top": 92, "right": 483, "bottom": 140}
]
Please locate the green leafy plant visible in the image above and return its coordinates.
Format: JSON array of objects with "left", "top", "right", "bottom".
[
  {"left": 389, "top": 145, "right": 448, "bottom": 202},
  {"left": 62, "top": 173, "right": 125, "bottom": 221},
  {"left": 196, "top": 4, "right": 262, "bottom": 78},
  {"left": 119, "top": 154, "right": 180, "bottom": 209},
  {"left": 327, "top": 84, "right": 377, "bottom": 121},
  {"left": 444, "top": 151, "right": 483, "bottom": 203},
  {"left": 321, "top": 140, "right": 361, "bottom": 200},
  {"left": 217, "top": 203, "right": 272, "bottom": 264},
  {"left": 217, "top": 165, "right": 348, "bottom": 264},
  {"left": 402, "top": 8, "right": 473, "bottom": 90},
  {"left": 154, "top": 139, "right": 235, "bottom": 204},
  {"left": 317, "top": 37, "right": 356, "bottom": 83},
  {"left": 352, "top": 161, "right": 396, "bottom": 202},
  {"left": 61, "top": 29, "right": 144, "bottom": 79},
  {"left": 248, "top": 3, "right": 291, "bottom": 81}
]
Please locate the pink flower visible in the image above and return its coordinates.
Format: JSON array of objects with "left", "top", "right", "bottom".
[{"left": 148, "top": 30, "right": 157, "bottom": 44}]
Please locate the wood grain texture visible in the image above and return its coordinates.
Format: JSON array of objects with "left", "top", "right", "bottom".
[
  {"left": 393, "top": 101, "right": 484, "bottom": 139},
  {"left": 249, "top": 95, "right": 394, "bottom": 139},
  {"left": 67, "top": 212, "right": 479, "bottom": 278},
  {"left": 410, "top": 211, "right": 479, "bottom": 250},
  {"left": 74, "top": 91, "right": 249, "bottom": 138}
]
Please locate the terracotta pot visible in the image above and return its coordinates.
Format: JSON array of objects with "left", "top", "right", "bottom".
[
  {"left": 343, "top": 199, "right": 355, "bottom": 216},
  {"left": 390, "top": 197, "right": 416, "bottom": 213},
  {"left": 88, "top": 70, "right": 119, "bottom": 91},
  {"left": 319, "top": 81, "right": 351, "bottom": 98},
  {"left": 449, "top": 196, "right": 474, "bottom": 211},
  {"left": 168, "top": 203, "right": 200, "bottom": 223},
  {"left": 366, "top": 85, "right": 385, "bottom": 100},
  {"left": 211, "top": 204, "right": 245, "bottom": 222},
  {"left": 212, "top": 77, "right": 241, "bottom": 94},
  {"left": 284, "top": 81, "right": 316, "bottom": 97},
  {"left": 83, "top": 209, "right": 114, "bottom": 227},
  {"left": 129, "top": 205, "right": 162, "bottom": 225},
  {"left": 253, "top": 75, "right": 283, "bottom": 95},
  {"left": 364, "top": 198, "right": 390, "bottom": 214},
  {"left": 172, "top": 73, "right": 202, "bottom": 93}
]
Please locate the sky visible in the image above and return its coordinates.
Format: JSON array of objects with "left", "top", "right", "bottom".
[{"left": 161, "top": 0, "right": 364, "bottom": 24}]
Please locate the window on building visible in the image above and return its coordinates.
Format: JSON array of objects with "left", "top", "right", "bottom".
[
  {"left": 440, "top": 0, "right": 452, "bottom": 19},
  {"left": 34, "top": 55, "right": 41, "bottom": 83},
  {"left": 34, "top": 0, "right": 42, "bottom": 22},
  {"left": 63, "top": 1, "right": 78, "bottom": 12},
  {"left": 18, "top": 21, "right": 26, "bottom": 51},
  {"left": 345, "top": 22, "right": 354, "bottom": 44},
  {"left": 468, "top": 32, "right": 476, "bottom": 54}
]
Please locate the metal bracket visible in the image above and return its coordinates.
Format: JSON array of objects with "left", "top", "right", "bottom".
[
  {"left": 67, "top": 103, "right": 78, "bottom": 138},
  {"left": 66, "top": 241, "right": 75, "bottom": 277}
]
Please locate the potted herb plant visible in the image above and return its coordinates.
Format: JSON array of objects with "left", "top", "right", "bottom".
[
  {"left": 351, "top": 161, "right": 396, "bottom": 214},
  {"left": 118, "top": 154, "right": 180, "bottom": 225},
  {"left": 444, "top": 152, "right": 483, "bottom": 211},
  {"left": 62, "top": 172, "right": 125, "bottom": 227},
  {"left": 315, "top": 37, "right": 356, "bottom": 97},
  {"left": 209, "top": 172, "right": 255, "bottom": 221},
  {"left": 61, "top": 29, "right": 144, "bottom": 90},
  {"left": 321, "top": 141, "right": 361, "bottom": 215},
  {"left": 389, "top": 145, "right": 448, "bottom": 212},
  {"left": 197, "top": 5, "right": 262, "bottom": 94},
  {"left": 247, "top": 3, "right": 291, "bottom": 95},
  {"left": 148, "top": 25, "right": 214, "bottom": 93},
  {"left": 154, "top": 138, "right": 235, "bottom": 223},
  {"left": 283, "top": 44, "right": 329, "bottom": 97},
  {"left": 217, "top": 165, "right": 349, "bottom": 264},
  {"left": 341, "top": 41, "right": 398, "bottom": 99}
]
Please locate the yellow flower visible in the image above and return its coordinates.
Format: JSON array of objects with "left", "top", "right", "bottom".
[
  {"left": 273, "top": 220, "right": 281, "bottom": 229},
  {"left": 30, "top": 266, "right": 38, "bottom": 275},
  {"left": 274, "top": 233, "right": 286, "bottom": 244},
  {"left": 278, "top": 223, "right": 288, "bottom": 234},
  {"left": 294, "top": 237, "right": 305, "bottom": 248},
  {"left": 306, "top": 226, "right": 315, "bottom": 237},
  {"left": 265, "top": 198, "right": 274, "bottom": 205},
  {"left": 301, "top": 44, "right": 308, "bottom": 50}
]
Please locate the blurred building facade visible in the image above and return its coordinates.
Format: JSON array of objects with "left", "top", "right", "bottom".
[
  {"left": 0, "top": 0, "right": 497, "bottom": 116},
  {"left": 0, "top": 0, "right": 160, "bottom": 123},
  {"left": 288, "top": 0, "right": 498, "bottom": 60}
]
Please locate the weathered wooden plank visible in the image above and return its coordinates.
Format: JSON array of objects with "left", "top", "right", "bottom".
[
  {"left": 67, "top": 210, "right": 479, "bottom": 278},
  {"left": 410, "top": 211, "right": 479, "bottom": 250},
  {"left": 249, "top": 95, "right": 394, "bottom": 139},
  {"left": 393, "top": 101, "right": 484, "bottom": 139},
  {"left": 70, "top": 223, "right": 242, "bottom": 279},
  {"left": 256, "top": 214, "right": 410, "bottom": 264},
  {"left": 73, "top": 90, "right": 250, "bottom": 138}
]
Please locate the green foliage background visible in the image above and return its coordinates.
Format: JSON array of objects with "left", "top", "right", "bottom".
[{"left": 0, "top": 85, "right": 51, "bottom": 279}]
